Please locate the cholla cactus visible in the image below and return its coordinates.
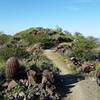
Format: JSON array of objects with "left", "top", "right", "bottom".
[{"left": 5, "top": 57, "right": 19, "bottom": 82}]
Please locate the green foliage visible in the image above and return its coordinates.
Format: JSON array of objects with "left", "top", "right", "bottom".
[
  {"left": 9, "top": 84, "right": 25, "bottom": 93},
  {"left": 31, "top": 49, "right": 55, "bottom": 71},
  {"left": 0, "top": 61, "right": 5, "bottom": 72},
  {"left": 0, "top": 47, "right": 14, "bottom": 61},
  {"left": 0, "top": 27, "right": 97, "bottom": 72},
  {"left": 0, "top": 32, "right": 11, "bottom": 45},
  {"left": 58, "top": 42, "right": 72, "bottom": 48},
  {"left": 15, "top": 28, "right": 51, "bottom": 45},
  {"left": 3, "top": 83, "right": 26, "bottom": 100},
  {"left": 15, "top": 27, "right": 72, "bottom": 48},
  {"left": 72, "top": 33, "right": 96, "bottom": 61},
  {"left": 0, "top": 47, "right": 28, "bottom": 62},
  {"left": 24, "top": 33, "right": 49, "bottom": 45}
]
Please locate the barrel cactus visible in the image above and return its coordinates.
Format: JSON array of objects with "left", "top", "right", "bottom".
[{"left": 5, "top": 57, "right": 19, "bottom": 82}]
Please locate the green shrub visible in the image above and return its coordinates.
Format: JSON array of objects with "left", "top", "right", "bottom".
[
  {"left": 15, "top": 27, "right": 73, "bottom": 49},
  {"left": 0, "top": 32, "right": 11, "bottom": 45},
  {"left": 0, "top": 61, "right": 5, "bottom": 72},
  {"left": 0, "top": 47, "right": 28, "bottom": 62},
  {"left": 71, "top": 33, "right": 96, "bottom": 61}
]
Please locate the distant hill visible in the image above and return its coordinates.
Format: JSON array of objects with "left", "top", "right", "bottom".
[{"left": 96, "top": 38, "right": 100, "bottom": 43}]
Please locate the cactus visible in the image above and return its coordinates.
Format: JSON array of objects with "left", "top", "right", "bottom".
[{"left": 5, "top": 57, "right": 19, "bottom": 82}]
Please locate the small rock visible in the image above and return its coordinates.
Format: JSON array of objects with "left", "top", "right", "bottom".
[
  {"left": 19, "top": 79, "right": 24, "bottom": 83},
  {"left": 7, "top": 80, "right": 18, "bottom": 90},
  {"left": 2, "top": 82, "right": 9, "bottom": 87},
  {"left": 19, "top": 92, "right": 25, "bottom": 97},
  {"left": 36, "top": 92, "right": 40, "bottom": 95}
]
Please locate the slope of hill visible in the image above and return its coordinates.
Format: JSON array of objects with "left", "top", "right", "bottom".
[
  {"left": 0, "top": 27, "right": 100, "bottom": 100},
  {"left": 0, "top": 27, "right": 73, "bottom": 63}
]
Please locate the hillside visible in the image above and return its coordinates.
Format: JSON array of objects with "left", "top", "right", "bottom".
[{"left": 0, "top": 27, "right": 100, "bottom": 100}]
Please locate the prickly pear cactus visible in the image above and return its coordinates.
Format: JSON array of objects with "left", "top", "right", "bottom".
[{"left": 5, "top": 57, "right": 19, "bottom": 82}]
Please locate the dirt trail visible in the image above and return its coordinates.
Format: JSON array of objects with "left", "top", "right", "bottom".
[
  {"left": 66, "top": 79, "right": 100, "bottom": 100},
  {"left": 44, "top": 49, "right": 100, "bottom": 100},
  {"left": 44, "top": 49, "right": 71, "bottom": 74}
]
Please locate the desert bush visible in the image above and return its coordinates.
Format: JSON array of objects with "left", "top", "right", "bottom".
[
  {"left": 0, "top": 61, "right": 5, "bottom": 74},
  {"left": 40, "top": 41, "right": 54, "bottom": 49},
  {"left": 71, "top": 33, "right": 96, "bottom": 61},
  {"left": 0, "top": 47, "right": 14, "bottom": 61},
  {"left": 0, "top": 46, "right": 29, "bottom": 62},
  {"left": 3, "top": 83, "right": 26, "bottom": 100},
  {"left": 15, "top": 27, "right": 73, "bottom": 49},
  {"left": 0, "top": 32, "right": 11, "bottom": 45},
  {"left": 15, "top": 28, "right": 51, "bottom": 45}
]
